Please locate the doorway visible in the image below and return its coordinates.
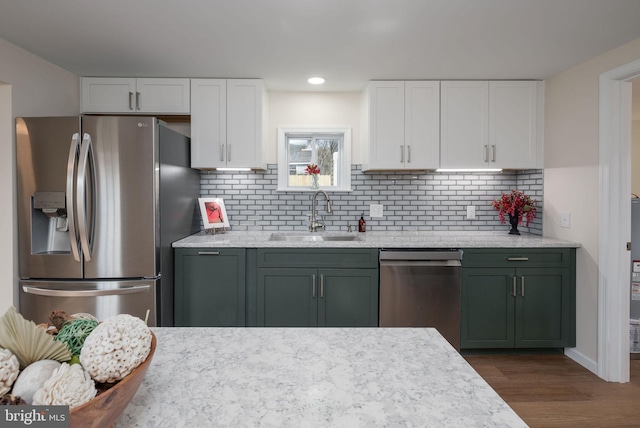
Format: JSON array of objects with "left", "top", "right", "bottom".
[{"left": 599, "top": 58, "right": 640, "bottom": 382}]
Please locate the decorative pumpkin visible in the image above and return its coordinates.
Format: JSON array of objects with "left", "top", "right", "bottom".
[{"left": 32, "top": 363, "right": 96, "bottom": 409}]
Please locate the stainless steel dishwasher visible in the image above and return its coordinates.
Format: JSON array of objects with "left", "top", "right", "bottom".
[{"left": 379, "top": 249, "right": 463, "bottom": 350}]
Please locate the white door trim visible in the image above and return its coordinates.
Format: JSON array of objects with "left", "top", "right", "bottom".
[{"left": 598, "top": 58, "right": 640, "bottom": 382}]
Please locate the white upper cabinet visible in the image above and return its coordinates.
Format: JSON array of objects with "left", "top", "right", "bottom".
[
  {"left": 363, "top": 81, "right": 440, "bottom": 170},
  {"left": 81, "top": 77, "right": 190, "bottom": 114},
  {"left": 440, "top": 80, "right": 541, "bottom": 169},
  {"left": 190, "top": 79, "right": 266, "bottom": 169}
]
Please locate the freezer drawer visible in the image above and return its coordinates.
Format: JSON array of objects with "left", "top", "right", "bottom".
[{"left": 19, "top": 279, "right": 157, "bottom": 326}]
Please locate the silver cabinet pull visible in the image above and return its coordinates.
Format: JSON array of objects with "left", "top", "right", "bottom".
[
  {"left": 492, "top": 145, "right": 496, "bottom": 162},
  {"left": 227, "top": 144, "right": 231, "bottom": 162},
  {"left": 220, "top": 144, "right": 225, "bottom": 162},
  {"left": 512, "top": 276, "right": 517, "bottom": 297},
  {"left": 198, "top": 251, "right": 220, "bottom": 255},
  {"left": 136, "top": 91, "right": 141, "bottom": 110},
  {"left": 129, "top": 92, "right": 134, "bottom": 110},
  {"left": 407, "top": 145, "right": 411, "bottom": 163},
  {"left": 312, "top": 275, "right": 316, "bottom": 298},
  {"left": 400, "top": 145, "right": 404, "bottom": 163},
  {"left": 507, "top": 257, "right": 529, "bottom": 261},
  {"left": 320, "top": 275, "right": 325, "bottom": 298},
  {"left": 521, "top": 276, "right": 525, "bottom": 297}
]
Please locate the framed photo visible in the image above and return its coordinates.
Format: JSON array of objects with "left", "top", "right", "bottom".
[{"left": 198, "top": 198, "right": 230, "bottom": 229}]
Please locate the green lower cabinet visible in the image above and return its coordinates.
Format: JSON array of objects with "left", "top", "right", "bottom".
[
  {"left": 462, "top": 265, "right": 573, "bottom": 349},
  {"left": 174, "top": 248, "right": 246, "bottom": 327},
  {"left": 257, "top": 268, "right": 379, "bottom": 327}
]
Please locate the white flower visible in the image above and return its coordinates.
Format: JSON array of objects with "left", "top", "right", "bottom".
[
  {"left": 32, "top": 363, "right": 96, "bottom": 409},
  {"left": 0, "top": 348, "right": 20, "bottom": 395}
]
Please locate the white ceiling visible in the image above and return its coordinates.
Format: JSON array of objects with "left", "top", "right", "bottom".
[{"left": 1, "top": 0, "right": 640, "bottom": 92}]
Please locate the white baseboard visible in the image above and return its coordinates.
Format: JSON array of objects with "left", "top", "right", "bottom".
[{"left": 564, "top": 347, "right": 598, "bottom": 375}]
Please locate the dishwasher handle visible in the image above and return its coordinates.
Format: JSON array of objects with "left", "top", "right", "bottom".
[
  {"left": 379, "top": 260, "right": 461, "bottom": 268},
  {"left": 380, "top": 250, "right": 463, "bottom": 262}
]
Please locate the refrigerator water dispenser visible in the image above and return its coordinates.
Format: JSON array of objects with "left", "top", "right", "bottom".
[{"left": 31, "top": 191, "right": 70, "bottom": 254}]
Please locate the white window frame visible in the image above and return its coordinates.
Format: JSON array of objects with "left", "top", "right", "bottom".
[{"left": 277, "top": 127, "right": 352, "bottom": 192}]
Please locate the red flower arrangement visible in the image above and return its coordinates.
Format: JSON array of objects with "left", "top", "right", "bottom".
[
  {"left": 305, "top": 163, "right": 320, "bottom": 175},
  {"left": 491, "top": 190, "right": 537, "bottom": 227}
]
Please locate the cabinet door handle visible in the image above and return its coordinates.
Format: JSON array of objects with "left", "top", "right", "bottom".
[
  {"left": 198, "top": 251, "right": 220, "bottom": 255},
  {"left": 312, "top": 274, "right": 316, "bottom": 299},
  {"left": 128, "top": 92, "right": 134, "bottom": 110},
  {"left": 507, "top": 257, "right": 529, "bottom": 261},
  {"left": 407, "top": 145, "right": 411, "bottom": 163},
  {"left": 136, "top": 91, "right": 141, "bottom": 110},
  {"left": 320, "top": 274, "right": 325, "bottom": 298},
  {"left": 492, "top": 145, "right": 496, "bottom": 162},
  {"left": 512, "top": 276, "right": 517, "bottom": 297},
  {"left": 521, "top": 276, "right": 525, "bottom": 297},
  {"left": 484, "top": 145, "right": 489, "bottom": 162},
  {"left": 400, "top": 145, "right": 404, "bottom": 163},
  {"left": 227, "top": 144, "right": 231, "bottom": 162},
  {"left": 220, "top": 144, "right": 225, "bottom": 162}
]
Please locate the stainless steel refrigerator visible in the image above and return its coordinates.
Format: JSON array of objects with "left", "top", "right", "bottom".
[{"left": 16, "top": 116, "right": 200, "bottom": 326}]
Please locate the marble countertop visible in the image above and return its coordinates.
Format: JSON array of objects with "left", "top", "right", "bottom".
[
  {"left": 118, "top": 328, "right": 527, "bottom": 427},
  {"left": 173, "top": 230, "right": 580, "bottom": 248}
]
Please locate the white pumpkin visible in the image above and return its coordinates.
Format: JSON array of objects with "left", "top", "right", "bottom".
[{"left": 12, "top": 359, "right": 61, "bottom": 404}]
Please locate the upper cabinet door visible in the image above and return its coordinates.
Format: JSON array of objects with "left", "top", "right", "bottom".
[
  {"left": 81, "top": 78, "right": 136, "bottom": 113},
  {"left": 405, "top": 81, "right": 440, "bottom": 170},
  {"left": 80, "top": 77, "right": 190, "bottom": 114},
  {"left": 135, "top": 78, "right": 190, "bottom": 113},
  {"left": 226, "top": 79, "right": 266, "bottom": 169},
  {"left": 363, "top": 81, "right": 406, "bottom": 170},
  {"left": 489, "top": 81, "right": 539, "bottom": 169},
  {"left": 440, "top": 81, "right": 489, "bottom": 169},
  {"left": 190, "top": 79, "right": 227, "bottom": 169}
]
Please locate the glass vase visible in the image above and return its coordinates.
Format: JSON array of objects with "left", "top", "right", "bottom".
[{"left": 311, "top": 174, "right": 319, "bottom": 189}]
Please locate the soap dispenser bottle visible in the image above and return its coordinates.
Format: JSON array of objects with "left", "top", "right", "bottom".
[{"left": 358, "top": 212, "right": 366, "bottom": 232}]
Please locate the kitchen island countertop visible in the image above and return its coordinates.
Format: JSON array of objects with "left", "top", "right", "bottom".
[
  {"left": 173, "top": 230, "right": 580, "bottom": 248},
  {"left": 117, "top": 328, "right": 527, "bottom": 427}
]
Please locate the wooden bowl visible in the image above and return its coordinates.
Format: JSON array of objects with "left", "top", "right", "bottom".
[{"left": 69, "top": 331, "right": 156, "bottom": 428}]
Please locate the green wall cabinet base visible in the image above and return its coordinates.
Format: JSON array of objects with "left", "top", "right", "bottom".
[{"left": 174, "top": 248, "right": 246, "bottom": 327}]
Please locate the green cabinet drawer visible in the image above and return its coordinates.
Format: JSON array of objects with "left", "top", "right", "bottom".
[
  {"left": 175, "top": 248, "right": 246, "bottom": 327},
  {"left": 257, "top": 248, "right": 378, "bottom": 269},
  {"left": 462, "top": 248, "right": 571, "bottom": 268}
]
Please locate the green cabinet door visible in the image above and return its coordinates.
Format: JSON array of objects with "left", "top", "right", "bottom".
[
  {"left": 318, "top": 269, "right": 379, "bottom": 327},
  {"left": 257, "top": 268, "right": 318, "bottom": 327},
  {"left": 461, "top": 268, "right": 515, "bottom": 348},
  {"left": 174, "top": 248, "right": 246, "bottom": 327},
  {"left": 515, "top": 267, "right": 570, "bottom": 347}
]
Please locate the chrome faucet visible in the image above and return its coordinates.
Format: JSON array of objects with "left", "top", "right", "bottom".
[{"left": 310, "top": 190, "right": 332, "bottom": 232}]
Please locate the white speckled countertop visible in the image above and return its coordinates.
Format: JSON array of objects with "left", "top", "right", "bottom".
[
  {"left": 118, "top": 328, "right": 527, "bottom": 427},
  {"left": 173, "top": 230, "right": 580, "bottom": 248}
]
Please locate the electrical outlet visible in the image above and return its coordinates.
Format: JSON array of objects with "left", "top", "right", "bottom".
[
  {"left": 370, "top": 204, "right": 384, "bottom": 218},
  {"left": 560, "top": 212, "right": 571, "bottom": 228},
  {"left": 466, "top": 206, "right": 476, "bottom": 220}
]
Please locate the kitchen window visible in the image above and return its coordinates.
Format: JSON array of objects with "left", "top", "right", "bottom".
[{"left": 277, "top": 127, "right": 352, "bottom": 191}]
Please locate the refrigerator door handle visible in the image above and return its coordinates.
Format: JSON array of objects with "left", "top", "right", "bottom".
[
  {"left": 22, "top": 284, "right": 152, "bottom": 297},
  {"left": 66, "top": 133, "right": 82, "bottom": 262},
  {"left": 77, "top": 133, "right": 96, "bottom": 261}
]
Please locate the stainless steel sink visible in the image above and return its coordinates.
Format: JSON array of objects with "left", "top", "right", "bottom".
[{"left": 268, "top": 233, "right": 362, "bottom": 242}]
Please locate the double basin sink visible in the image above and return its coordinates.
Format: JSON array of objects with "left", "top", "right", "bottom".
[{"left": 269, "top": 233, "right": 362, "bottom": 242}]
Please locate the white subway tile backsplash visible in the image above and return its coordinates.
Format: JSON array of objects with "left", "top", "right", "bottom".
[{"left": 199, "top": 164, "right": 543, "bottom": 235}]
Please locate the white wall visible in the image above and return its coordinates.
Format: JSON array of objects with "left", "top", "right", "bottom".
[
  {"left": 544, "top": 36, "right": 640, "bottom": 365},
  {"left": 0, "top": 37, "right": 79, "bottom": 315},
  {"left": 633, "top": 120, "right": 640, "bottom": 196},
  {"left": 267, "top": 92, "right": 362, "bottom": 164}
]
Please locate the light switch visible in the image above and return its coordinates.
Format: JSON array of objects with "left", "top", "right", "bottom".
[
  {"left": 370, "top": 204, "right": 384, "bottom": 218},
  {"left": 560, "top": 212, "right": 571, "bottom": 228},
  {"left": 466, "top": 206, "right": 476, "bottom": 220}
]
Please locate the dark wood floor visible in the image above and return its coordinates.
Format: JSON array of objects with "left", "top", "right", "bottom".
[{"left": 464, "top": 354, "right": 640, "bottom": 427}]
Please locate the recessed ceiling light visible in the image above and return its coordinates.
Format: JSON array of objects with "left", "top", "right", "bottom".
[{"left": 308, "top": 77, "right": 326, "bottom": 85}]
